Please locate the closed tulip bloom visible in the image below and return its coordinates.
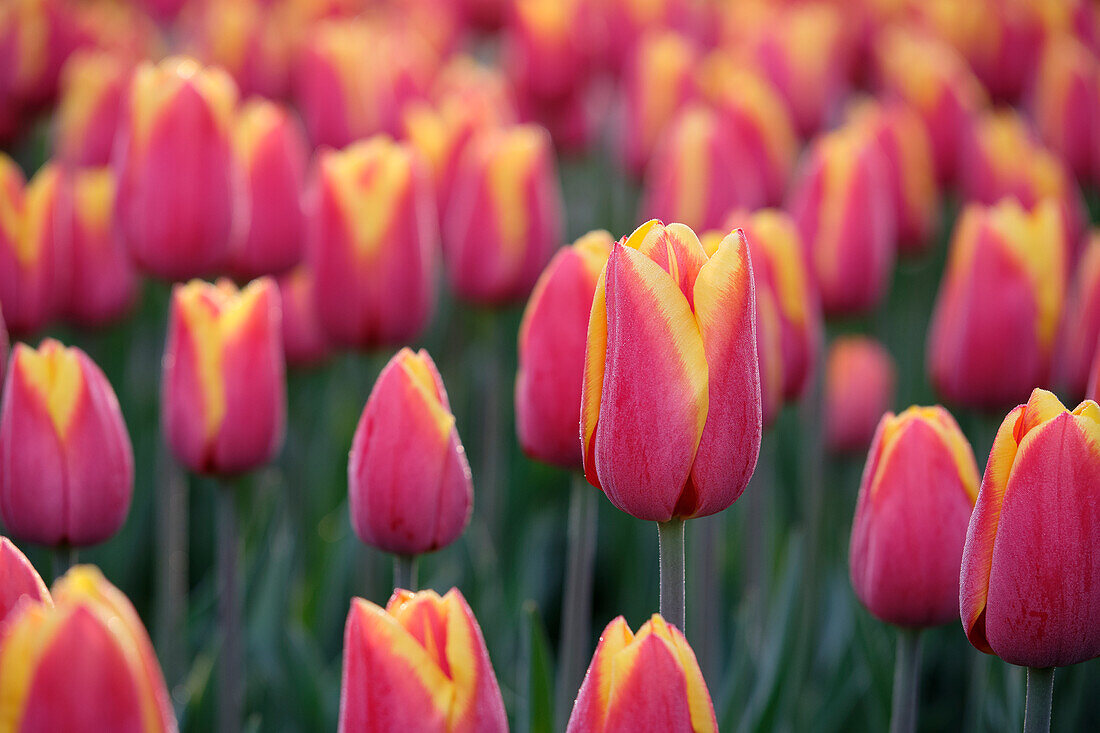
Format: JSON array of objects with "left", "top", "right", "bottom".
[
  {"left": 567, "top": 614, "right": 717, "bottom": 733},
  {"left": 0, "top": 305, "right": 7, "bottom": 385},
  {"left": 227, "top": 99, "right": 307, "bottom": 280},
  {"left": 275, "top": 266, "right": 330, "bottom": 368},
  {"left": 308, "top": 136, "right": 438, "bottom": 348},
  {"left": 0, "top": 0, "right": 70, "bottom": 109},
  {"left": 162, "top": 278, "right": 285, "bottom": 476},
  {"left": 0, "top": 340, "right": 133, "bottom": 546},
  {"left": 54, "top": 51, "right": 129, "bottom": 167},
  {"left": 179, "top": 0, "right": 291, "bottom": 99},
  {"left": 506, "top": 0, "right": 597, "bottom": 104},
  {"left": 0, "top": 536, "right": 50, "bottom": 624},
  {"left": 1030, "top": 35, "right": 1099, "bottom": 182},
  {"left": 787, "top": 125, "right": 896, "bottom": 315},
  {"left": 0, "top": 565, "right": 176, "bottom": 732},
  {"left": 114, "top": 56, "right": 240, "bottom": 281},
  {"left": 960, "top": 388, "right": 1100, "bottom": 667},
  {"left": 581, "top": 221, "right": 761, "bottom": 521},
  {"left": 850, "top": 406, "right": 979, "bottom": 627},
  {"left": 349, "top": 348, "right": 471, "bottom": 555},
  {"left": 928, "top": 199, "right": 1066, "bottom": 410},
  {"left": 1057, "top": 232, "right": 1100, "bottom": 397},
  {"left": 825, "top": 336, "right": 897, "bottom": 454},
  {"left": 517, "top": 230, "right": 613, "bottom": 469},
  {"left": 339, "top": 588, "right": 506, "bottom": 733},
  {"left": 444, "top": 124, "right": 564, "bottom": 304}
]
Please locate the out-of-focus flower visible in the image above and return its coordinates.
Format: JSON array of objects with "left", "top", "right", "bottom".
[
  {"left": 275, "top": 265, "right": 330, "bottom": 368},
  {"left": 339, "top": 588, "right": 506, "bottom": 732},
  {"left": 928, "top": 199, "right": 1067, "bottom": 410},
  {"left": 139, "top": 0, "right": 188, "bottom": 22},
  {"left": 444, "top": 124, "right": 563, "bottom": 304},
  {"left": 0, "top": 305, "right": 7, "bottom": 384},
  {"left": 349, "top": 348, "right": 471, "bottom": 556},
  {"left": 825, "top": 335, "right": 896, "bottom": 454},
  {"left": 601, "top": 0, "right": 684, "bottom": 73},
  {"left": 54, "top": 51, "right": 129, "bottom": 167},
  {"left": 567, "top": 614, "right": 717, "bottom": 732},
  {"left": 506, "top": 0, "right": 597, "bottom": 104},
  {"left": 307, "top": 136, "right": 438, "bottom": 348},
  {"left": 67, "top": 0, "right": 161, "bottom": 65},
  {"left": 582, "top": 221, "right": 761, "bottom": 521},
  {"left": 227, "top": 99, "right": 307, "bottom": 280},
  {"left": 787, "top": 125, "right": 896, "bottom": 316},
  {"left": 961, "top": 388, "right": 1100, "bottom": 667},
  {"left": 0, "top": 339, "right": 133, "bottom": 547},
  {"left": 1088, "top": 340, "right": 1100, "bottom": 403},
  {"left": 641, "top": 105, "right": 765, "bottom": 234},
  {"left": 1030, "top": 35, "right": 1099, "bottom": 183},
  {"left": 0, "top": 0, "right": 72, "bottom": 110},
  {"left": 849, "top": 406, "right": 979, "bottom": 627},
  {"left": 517, "top": 230, "right": 613, "bottom": 469},
  {"left": 162, "top": 278, "right": 285, "bottom": 476},
  {"left": 1057, "top": 231, "right": 1100, "bottom": 398},
  {"left": 114, "top": 56, "right": 240, "bottom": 281},
  {"left": 0, "top": 536, "right": 51, "bottom": 624},
  {"left": 0, "top": 565, "right": 176, "bottom": 732}
]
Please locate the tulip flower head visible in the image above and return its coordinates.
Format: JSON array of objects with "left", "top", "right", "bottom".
[
  {"left": 0, "top": 536, "right": 50, "bottom": 625},
  {"left": 960, "top": 389, "right": 1100, "bottom": 667},
  {"left": 339, "top": 588, "right": 506, "bottom": 732},
  {"left": 275, "top": 265, "right": 330, "bottom": 368},
  {"left": 0, "top": 305, "right": 7, "bottom": 384},
  {"left": 567, "top": 614, "right": 717, "bottom": 732},
  {"left": 54, "top": 51, "right": 130, "bottom": 167},
  {"left": 0, "top": 340, "right": 133, "bottom": 547},
  {"left": 1030, "top": 35, "right": 1099, "bottom": 183},
  {"left": 850, "top": 406, "right": 979, "bottom": 628},
  {"left": 825, "top": 336, "right": 897, "bottom": 454},
  {"left": 581, "top": 220, "right": 761, "bottom": 522},
  {"left": 162, "top": 277, "right": 285, "bottom": 476},
  {"left": 1057, "top": 231, "right": 1100, "bottom": 398}
]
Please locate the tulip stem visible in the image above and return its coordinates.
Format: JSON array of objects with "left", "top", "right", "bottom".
[
  {"left": 889, "top": 628, "right": 923, "bottom": 733},
  {"left": 52, "top": 545, "right": 76, "bottom": 580},
  {"left": 1023, "top": 667, "right": 1054, "bottom": 733},
  {"left": 657, "top": 518, "right": 686, "bottom": 631},
  {"left": 216, "top": 482, "right": 243, "bottom": 733},
  {"left": 392, "top": 554, "right": 418, "bottom": 591},
  {"left": 555, "top": 473, "right": 599, "bottom": 725}
]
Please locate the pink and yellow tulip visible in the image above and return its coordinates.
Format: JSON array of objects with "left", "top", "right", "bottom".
[
  {"left": 1029, "top": 34, "right": 1099, "bottom": 183},
  {"left": 54, "top": 51, "right": 129, "bottom": 167},
  {"left": 0, "top": 536, "right": 50, "bottom": 625},
  {"left": 275, "top": 266, "right": 330, "bottom": 368},
  {"left": 179, "top": 0, "right": 291, "bottom": 99},
  {"left": 825, "top": 336, "right": 896, "bottom": 454},
  {"left": 1057, "top": 231, "right": 1100, "bottom": 398},
  {"left": 0, "top": 0, "right": 71, "bottom": 110}
]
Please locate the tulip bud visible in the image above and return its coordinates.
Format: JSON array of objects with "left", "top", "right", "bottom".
[
  {"left": 114, "top": 56, "right": 240, "bottom": 281},
  {"left": 960, "top": 388, "right": 1100, "bottom": 667},
  {"left": 349, "top": 348, "right": 471, "bottom": 555},
  {"left": 0, "top": 0, "right": 70, "bottom": 109},
  {"left": 787, "top": 125, "right": 896, "bottom": 315},
  {"left": 641, "top": 105, "right": 765, "bottom": 234},
  {"left": 928, "top": 199, "right": 1067, "bottom": 410},
  {"left": 850, "top": 406, "right": 979, "bottom": 627},
  {"left": 825, "top": 336, "right": 897, "bottom": 454},
  {"left": 582, "top": 221, "right": 761, "bottom": 521},
  {"left": 0, "top": 565, "right": 176, "bottom": 732},
  {"left": 567, "top": 614, "right": 717, "bottom": 732},
  {"left": 0, "top": 340, "right": 133, "bottom": 546},
  {"left": 54, "top": 51, "right": 129, "bottom": 167},
  {"left": 1030, "top": 35, "right": 1099, "bottom": 183},
  {"left": 275, "top": 266, "right": 330, "bottom": 368},
  {"left": 0, "top": 536, "right": 51, "bottom": 624},
  {"left": 1057, "top": 231, "right": 1100, "bottom": 398},
  {"left": 506, "top": 0, "right": 598, "bottom": 108},
  {"left": 179, "top": 0, "right": 291, "bottom": 99},
  {"left": 339, "top": 588, "right": 506, "bottom": 732},
  {"left": 444, "top": 124, "right": 564, "bottom": 304},
  {"left": 517, "top": 230, "right": 613, "bottom": 469},
  {"left": 227, "top": 99, "right": 308, "bottom": 280},
  {"left": 307, "top": 136, "right": 438, "bottom": 348},
  {"left": 162, "top": 277, "right": 285, "bottom": 476}
]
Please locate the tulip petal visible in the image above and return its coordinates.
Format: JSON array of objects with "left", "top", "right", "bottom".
[
  {"left": 567, "top": 616, "right": 634, "bottom": 733},
  {"left": 580, "top": 269, "right": 608, "bottom": 490}
]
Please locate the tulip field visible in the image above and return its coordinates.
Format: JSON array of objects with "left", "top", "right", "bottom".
[{"left": 5, "top": 1, "right": 1100, "bottom": 732}]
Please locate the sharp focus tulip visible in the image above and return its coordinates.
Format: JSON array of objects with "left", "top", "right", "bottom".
[
  {"left": 825, "top": 336, "right": 897, "bottom": 454},
  {"left": 787, "top": 125, "right": 896, "bottom": 315},
  {"left": 275, "top": 266, "right": 330, "bottom": 368},
  {"left": 339, "top": 588, "right": 506, "bottom": 733},
  {"left": 0, "top": 339, "right": 133, "bottom": 546},
  {"left": 1057, "top": 231, "right": 1100, "bottom": 398},
  {"left": 0, "top": 536, "right": 50, "bottom": 624},
  {"left": 444, "top": 124, "right": 564, "bottom": 304},
  {"left": 349, "top": 348, "right": 471, "bottom": 556},
  {"left": 54, "top": 51, "right": 129, "bottom": 167},
  {"left": 307, "top": 136, "right": 438, "bottom": 349},
  {"left": 1029, "top": 35, "right": 1099, "bottom": 183},
  {"left": 567, "top": 614, "right": 718, "bottom": 733},
  {"left": 0, "top": 565, "right": 176, "bottom": 732},
  {"left": 227, "top": 99, "right": 308, "bottom": 280},
  {"left": 581, "top": 220, "right": 761, "bottom": 521},
  {"left": 162, "top": 277, "right": 285, "bottom": 476},
  {"left": 850, "top": 406, "right": 979, "bottom": 627},
  {"left": 960, "top": 388, "right": 1100, "bottom": 667},
  {"left": 517, "top": 230, "right": 613, "bottom": 469},
  {"left": 927, "top": 199, "right": 1067, "bottom": 410},
  {"left": 114, "top": 56, "right": 240, "bottom": 281}
]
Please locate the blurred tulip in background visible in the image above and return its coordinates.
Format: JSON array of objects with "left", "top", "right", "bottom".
[
  {"left": 1029, "top": 34, "right": 1100, "bottom": 184},
  {"left": 54, "top": 51, "right": 129, "bottom": 167},
  {"left": 1057, "top": 230, "right": 1100, "bottom": 398},
  {"left": 825, "top": 336, "right": 897, "bottom": 454},
  {"left": 275, "top": 265, "right": 330, "bottom": 368}
]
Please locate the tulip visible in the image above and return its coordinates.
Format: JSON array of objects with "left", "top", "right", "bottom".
[
  {"left": 0, "top": 0, "right": 71, "bottom": 110},
  {"left": 275, "top": 266, "right": 330, "bottom": 368},
  {"left": 1029, "top": 35, "right": 1099, "bottom": 183},
  {"left": 54, "top": 51, "right": 129, "bottom": 167},
  {"left": 0, "top": 565, "right": 176, "bottom": 732},
  {"left": 114, "top": 56, "right": 240, "bottom": 281},
  {"left": 825, "top": 336, "right": 897, "bottom": 454},
  {"left": 444, "top": 123, "right": 564, "bottom": 304},
  {"left": 227, "top": 99, "right": 308, "bottom": 280},
  {"left": 927, "top": 199, "right": 1067, "bottom": 410},
  {"left": 567, "top": 614, "right": 718, "bottom": 732},
  {"left": 307, "top": 136, "right": 438, "bottom": 348},
  {"left": 0, "top": 305, "right": 7, "bottom": 384},
  {"left": 162, "top": 277, "right": 285, "bottom": 476},
  {"left": 0, "top": 536, "right": 50, "bottom": 624},
  {"left": 339, "top": 588, "right": 507, "bottom": 733},
  {"left": 1057, "top": 231, "right": 1100, "bottom": 398},
  {"left": 787, "top": 125, "right": 896, "bottom": 315},
  {"left": 0, "top": 339, "right": 133, "bottom": 547}
]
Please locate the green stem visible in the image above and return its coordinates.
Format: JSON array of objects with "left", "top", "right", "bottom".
[
  {"left": 52, "top": 545, "right": 76, "bottom": 581},
  {"left": 156, "top": 456, "right": 188, "bottom": 685},
  {"left": 392, "top": 554, "right": 419, "bottom": 591},
  {"left": 216, "top": 481, "right": 243, "bottom": 733},
  {"left": 657, "top": 518, "right": 686, "bottom": 632},
  {"left": 555, "top": 474, "right": 599, "bottom": 725},
  {"left": 1023, "top": 667, "right": 1055, "bottom": 733},
  {"left": 889, "top": 629, "right": 923, "bottom": 733}
]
